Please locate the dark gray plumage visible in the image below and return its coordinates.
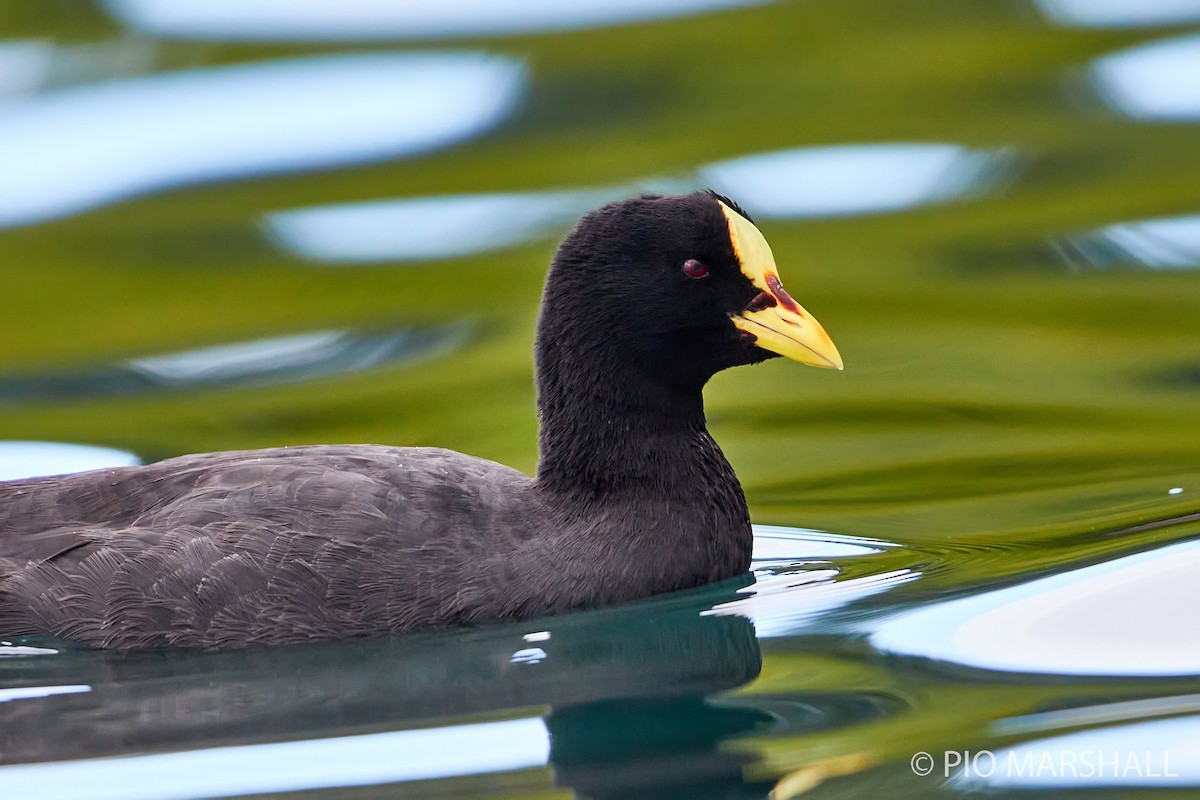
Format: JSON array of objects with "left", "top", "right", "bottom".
[{"left": 0, "top": 191, "right": 833, "bottom": 650}]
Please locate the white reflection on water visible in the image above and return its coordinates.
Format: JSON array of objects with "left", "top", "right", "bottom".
[
  {"left": 708, "top": 527, "right": 915, "bottom": 639},
  {"left": 0, "top": 717, "right": 550, "bottom": 800},
  {"left": 0, "top": 684, "right": 90, "bottom": 703},
  {"left": 265, "top": 189, "right": 619, "bottom": 263},
  {"left": 1037, "top": 0, "right": 1200, "bottom": 27},
  {"left": 700, "top": 143, "right": 1005, "bottom": 219},
  {"left": 707, "top": 569, "right": 917, "bottom": 639},
  {"left": 103, "top": 0, "right": 769, "bottom": 41},
  {"left": 0, "top": 324, "right": 470, "bottom": 403},
  {"left": 0, "top": 52, "right": 523, "bottom": 228},
  {"left": 958, "top": 716, "right": 1200, "bottom": 788},
  {"left": 705, "top": 568, "right": 912, "bottom": 638},
  {"left": 130, "top": 330, "right": 382, "bottom": 385},
  {"left": 268, "top": 143, "right": 1005, "bottom": 264},
  {"left": 750, "top": 524, "right": 888, "bottom": 567},
  {"left": 0, "top": 442, "right": 140, "bottom": 481},
  {"left": 123, "top": 324, "right": 471, "bottom": 388},
  {"left": 869, "top": 539, "right": 1200, "bottom": 676},
  {"left": 1093, "top": 33, "right": 1200, "bottom": 120},
  {"left": 0, "top": 643, "right": 60, "bottom": 656},
  {"left": 1069, "top": 212, "right": 1200, "bottom": 269}
]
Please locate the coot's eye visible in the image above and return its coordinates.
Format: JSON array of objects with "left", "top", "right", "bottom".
[{"left": 682, "top": 259, "right": 709, "bottom": 279}]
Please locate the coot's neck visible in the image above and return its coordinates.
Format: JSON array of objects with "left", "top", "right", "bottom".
[
  {"left": 532, "top": 329, "right": 754, "bottom": 580},
  {"left": 535, "top": 350, "right": 708, "bottom": 495},
  {"left": 532, "top": 308, "right": 746, "bottom": 508}
]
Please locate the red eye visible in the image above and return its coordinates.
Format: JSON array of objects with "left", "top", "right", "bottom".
[{"left": 682, "top": 259, "right": 708, "bottom": 279}]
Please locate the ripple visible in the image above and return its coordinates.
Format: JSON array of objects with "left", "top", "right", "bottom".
[
  {"left": 709, "top": 526, "right": 917, "bottom": 639},
  {"left": 1093, "top": 33, "right": 1200, "bottom": 120},
  {"left": 1162, "top": 364, "right": 1200, "bottom": 389},
  {"left": 0, "top": 322, "right": 470, "bottom": 402},
  {"left": 994, "top": 693, "right": 1200, "bottom": 737},
  {"left": 707, "top": 570, "right": 918, "bottom": 639},
  {"left": 1057, "top": 211, "right": 1200, "bottom": 269},
  {"left": 0, "top": 442, "right": 141, "bottom": 481},
  {"left": 102, "top": 0, "right": 770, "bottom": 41},
  {"left": 869, "top": 538, "right": 1200, "bottom": 676},
  {"left": 0, "top": 717, "right": 550, "bottom": 800},
  {"left": 0, "top": 52, "right": 523, "bottom": 228}
]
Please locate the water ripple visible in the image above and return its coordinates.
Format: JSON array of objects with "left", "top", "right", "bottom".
[
  {"left": 869, "top": 537, "right": 1200, "bottom": 676},
  {"left": 0, "top": 322, "right": 470, "bottom": 402}
]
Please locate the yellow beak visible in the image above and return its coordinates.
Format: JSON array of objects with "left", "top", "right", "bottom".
[{"left": 720, "top": 201, "right": 843, "bottom": 370}]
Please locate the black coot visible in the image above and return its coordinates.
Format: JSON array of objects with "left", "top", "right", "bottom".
[{"left": 0, "top": 192, "right": 841, "bottom": 650}]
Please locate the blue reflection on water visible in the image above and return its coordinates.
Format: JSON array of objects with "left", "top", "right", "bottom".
[
  {"left": 0, "top": 52, "right": 524, "bottom": 228},
  {"left": 103, "top": 0, "right": 770, "bottom": 41},
  {"left": 0, "top": 40, "right": 54, "bottom": 98},
  {"left": 268, "top": 143, "right": 1006, "bottom": 264},
  {"left": 1036, "top": 0, "right": 1200, "bottom": 28},
  {"left": 1093, "top": 33, "right": 1200, "bottom": 120},
  {"left": 1065, "top": 212, "right": 1200, "bottom": 268},
  {"left": 0, "top": 441, "right": 141, "bottom": 481},
  {"left": 265, "top": 189, "right": 620, "bottom": 263},
  {"left": 701, "top": 143, "right": 1005, "bottom": 219},
  {"left": 0, "top": 717, "right": 550, "bottom": 800},
  {"left": 869, "top": 538, "right": 1200, "bottom": 676}
]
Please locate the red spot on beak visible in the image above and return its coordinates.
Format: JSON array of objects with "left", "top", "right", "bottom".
[
  {"left": 746, "top": 292, "right": 777, "bottom": 312},
  {"left": 765, "top": 273, "right": 803, "bottom": 315}
]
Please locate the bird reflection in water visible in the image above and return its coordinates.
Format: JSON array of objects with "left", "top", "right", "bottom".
[{"left": 0, "top": 579, "right": 768, "bottom": 798}]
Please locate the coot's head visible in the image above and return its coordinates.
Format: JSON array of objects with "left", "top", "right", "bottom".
[{"left": 538, "top": 191, "right": 842, "bottom": 393}]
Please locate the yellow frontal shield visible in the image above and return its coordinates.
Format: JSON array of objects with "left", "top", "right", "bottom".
[{"left": 720, "top": 201, "right": 843, "bottom": 370}]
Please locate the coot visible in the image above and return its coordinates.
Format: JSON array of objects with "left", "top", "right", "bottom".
[{"left": 0, "top": 192, "right": 841, "bottom": 650}]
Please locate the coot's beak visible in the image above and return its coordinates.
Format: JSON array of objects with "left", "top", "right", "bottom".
[{"left": 720, "top": 201, "right": 844, "bottom": 370}]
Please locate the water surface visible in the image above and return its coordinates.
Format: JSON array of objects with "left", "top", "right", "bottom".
[{"left": 1, "top": 1, "right": 1199, "bottom": 797}]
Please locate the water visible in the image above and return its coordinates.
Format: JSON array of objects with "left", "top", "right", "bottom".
[{"left": 2, "top": 1, "right": 1199, "bottom": 797}]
